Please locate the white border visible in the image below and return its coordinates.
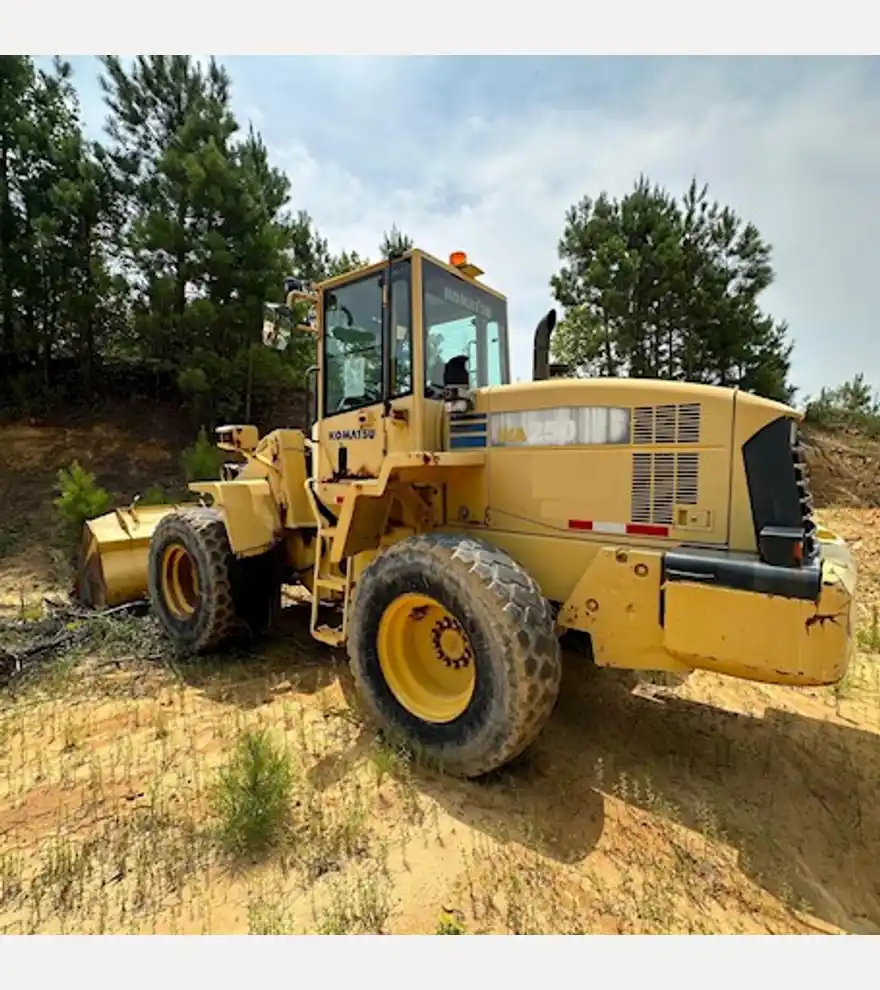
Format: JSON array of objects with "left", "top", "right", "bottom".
[
  {"left": 1, "top": 930, "right": 876, "bottom": 978},
  {"left": 2, "top": 1, "right": 877, "bottom": 53}
]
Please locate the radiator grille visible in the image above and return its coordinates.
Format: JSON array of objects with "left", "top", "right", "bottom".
[
  {"left": 632, "top": 402, "right": 702, "bottom": 445},
  {"left": 631, "top": 452, "right": 700, "bottom": 525}
]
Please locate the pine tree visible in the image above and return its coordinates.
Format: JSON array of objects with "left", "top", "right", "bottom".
[
  {"left": 0, "top": 56, "right": 121, "bottom": 395},
  {"left": 379, "top": 224, "right": 413, "bottom": 258},
  {"left": 550, "top": 176, "right": 794, "bottom": 402}
]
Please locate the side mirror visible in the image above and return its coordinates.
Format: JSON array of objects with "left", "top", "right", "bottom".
[{"left": 286, "top": 289, "right": 318, "bottom": 334}]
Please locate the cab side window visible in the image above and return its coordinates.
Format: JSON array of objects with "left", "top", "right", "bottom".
[
  {"left": 323, "top": 260, "right": 412, "bottom": 415},
  {"left": 324, "top": 273, "right": 383, "bottom": 414}
]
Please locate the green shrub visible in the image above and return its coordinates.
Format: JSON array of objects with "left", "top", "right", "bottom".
[
  {"left": 211, "top": 729, "right": 295, "bottom": 859},
  {"left": 176, "top": 340, "right": 311, "bottom": 429},
  {"left": 436, "top": 911, "right": 467, "bottom": 934},
  {"left": 54, "top": 461, "right": 112, "bottom": 537},
  {"left": 139, "top": 485, "right": 169, "bottom": 506},
  {"left": 181, "top": 427, "right": 222, "bottom": 482},
  {"left": 804, "top": 373, "right": 880, "bottom": 436},
  {"left": 176, "top": 365, "right": 210, "bottom": 399}
]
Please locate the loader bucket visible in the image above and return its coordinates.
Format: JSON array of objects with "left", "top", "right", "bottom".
[{"left": 74, "top": 503, "right": 178, "bottom": 609}]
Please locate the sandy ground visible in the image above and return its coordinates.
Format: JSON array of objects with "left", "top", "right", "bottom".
[{"left": 0, "top": 412, "right": 878, "bottom": 935}]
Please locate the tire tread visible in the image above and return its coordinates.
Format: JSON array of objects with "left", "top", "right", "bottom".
[{"left": 348, "top": 531, "right": 562, "bottom": 777}]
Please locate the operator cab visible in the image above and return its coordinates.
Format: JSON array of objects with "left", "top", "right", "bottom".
[
  {"left": 282, "top": 249, "right": 527, "bottom": 483},
  {"left": 315, "top": 249, "right": 512, "bottom": 419}
]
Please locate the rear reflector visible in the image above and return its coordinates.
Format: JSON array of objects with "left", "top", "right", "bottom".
[{"left": 625, "top": 523, "right": 670, "bottom": 538}]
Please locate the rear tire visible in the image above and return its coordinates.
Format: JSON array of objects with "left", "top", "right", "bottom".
[
  {"left": 348, "top": 532, "right": 562, "bottom": 778},
  {"left": 148, "top": 507, "right": 280, "bottom": 654}
]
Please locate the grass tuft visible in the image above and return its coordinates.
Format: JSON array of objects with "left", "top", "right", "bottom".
[{"left": 211, "top": 728, "right": 295, "bottom": 860}]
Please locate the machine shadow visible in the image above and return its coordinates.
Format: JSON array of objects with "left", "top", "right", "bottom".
[
  {"left": 174, "top": 600, "right": 880, "bottom": 933},
  {"left": 170, "top": 603, "right": 345, "bottom": 708},
  {"left": 536, "top": 658, "right": 880, "bottom": 934},
  {"left": 314, "top": 652, "right": 880, "bottom": 933},
  {"left": 305, "top": 713, "right": 608, "bottom": 868},
  {"left": 307, "top": 664, "right": 607, "bottom": 866}
]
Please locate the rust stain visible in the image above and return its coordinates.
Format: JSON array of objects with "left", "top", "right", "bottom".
[{"left": 805, "top": 613, "right": 838, "bottom": 633}]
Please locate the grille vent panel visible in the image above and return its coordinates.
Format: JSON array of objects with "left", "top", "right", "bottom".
[
  {"left": 632, "top": 403, "right": 702, "bottom": 445},
  {"left": 631, "top": 452, "right": 700, "bottom": 525}
]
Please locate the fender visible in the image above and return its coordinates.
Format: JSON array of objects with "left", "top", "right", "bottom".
[
  {"left": 326, "top": 450, "right": 486, "bottom": 563},
  {"left": 188, "top": 478, "right": 282, "bottom": 558}
]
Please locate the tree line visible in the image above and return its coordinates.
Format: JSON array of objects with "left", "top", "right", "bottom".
[
  {"left": 0, "top": 55, "right": 412, "bottom": 425},
  {"left": 0, "top": 54, "right": 860, "bottom": 427}
]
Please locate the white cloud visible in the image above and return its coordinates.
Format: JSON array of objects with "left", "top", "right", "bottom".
[
  {"left": 62, "top": 55, "right": 880, "bottom": 397},
  {"left": 269, "top": 58, "right": 880, "bottom": 396}
]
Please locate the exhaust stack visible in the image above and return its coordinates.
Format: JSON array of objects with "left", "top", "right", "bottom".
[{"left": 532, "top": 309, "right": 558, "bottom": 381}]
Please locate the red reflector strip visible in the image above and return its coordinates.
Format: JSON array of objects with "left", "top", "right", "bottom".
[
  {"left": 568, "top": 520, "right": 625, "bottom": 535},
  {"left": 625, "top": 523, "right": 669, "bottom": 538},
  {"left": 567, "top": 519, "right": 670, "bottom": 538}
]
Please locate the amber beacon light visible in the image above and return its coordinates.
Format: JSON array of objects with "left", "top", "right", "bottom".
[{"left": 448, "top": 250, "right": 484, "bottom": 279}]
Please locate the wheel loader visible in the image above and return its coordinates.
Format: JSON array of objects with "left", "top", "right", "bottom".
[{"left": 75, "top": 246, "right": 858, "bottom": 779}]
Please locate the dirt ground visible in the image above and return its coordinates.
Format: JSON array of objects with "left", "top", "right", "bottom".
[{"left": 0, "top": 407, "right": 878, "bottom": 935}]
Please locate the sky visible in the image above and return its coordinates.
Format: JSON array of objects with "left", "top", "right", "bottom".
[{"left": 44, "top": 55, "right": 880, "bottom": 402}]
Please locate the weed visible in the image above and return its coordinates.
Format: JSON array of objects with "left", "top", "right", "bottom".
[
  {"left": 139, "top": 485, "right": 170, "bottom": 506},
  {"left": 153, "top": 708, "right": 170, "bottom": 740},
  {"left": 18, "top": 599, "right": 43, "bottom": 622},
  {"left": 211, "top": 728, "right": 295, "bottom": 859},
  {"left": 0, "top": 852, "right": 24, "bottom": 910},
  {"left": 0, "top": 525, "right": 27, "bottom": 559},
  {"left": 181, "top": 428, "right": 223, "bottom": 483},
  {"left": 296, "top": 775, "right": 371, "bottom": 881},
  {"left": 856, "top": 607, "right": 880, "bottom": 652},
  {"left": 247, "top": 895, "right": 295, "bottom": 934},
  {"left": 53, "top": 461, "right": 111, "bottom": 539},
  {"left": 314, "top": 860, "right": 395, "bottom": 934},
  {"left": 369, "top": 738, "right": 405, "bottom": 787},
  {"left": 436, "top": 910, "right": 467, "bottom": 934},
  {"left": 834, "top": 649, "right": 880, "bottom": 705}
]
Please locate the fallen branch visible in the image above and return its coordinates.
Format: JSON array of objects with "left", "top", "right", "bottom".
[{"left": 0, "top": 599, "right": 151, "bottom": 686}]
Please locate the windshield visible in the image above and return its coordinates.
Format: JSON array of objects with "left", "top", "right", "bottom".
[{"left": 422, "top": 259, "right": 509, "bottom": 393}]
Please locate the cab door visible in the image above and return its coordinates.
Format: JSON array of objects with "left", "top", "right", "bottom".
[{"left": 315, "top": 258, "right": 414, "bottom": 489}]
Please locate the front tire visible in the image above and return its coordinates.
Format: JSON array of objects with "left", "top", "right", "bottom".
[
  {"left": 348, "top": 532, "right": 562, "bottom": 778},
  {"left": 148, "top": 506, "right": 281, "bottom": 654}
]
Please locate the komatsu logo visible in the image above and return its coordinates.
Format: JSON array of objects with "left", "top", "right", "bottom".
[
  {"left": 329, "top": 428, "right": 376, "bottom": 441},
  {"left": 443, "top": 286, "right": 493, "bottom": 320}
]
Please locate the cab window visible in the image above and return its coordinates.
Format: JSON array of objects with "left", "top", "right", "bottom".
[
  {"left": 323, "top": 261, "right": 412, "bottom": 415},
  {"left": 422, "top": 259, "right": 509, "bottom": 392}
]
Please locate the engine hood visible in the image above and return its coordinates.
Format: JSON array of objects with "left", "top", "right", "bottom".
[{"left": 474, "top": 377, "right": 798, "bottom": 421}]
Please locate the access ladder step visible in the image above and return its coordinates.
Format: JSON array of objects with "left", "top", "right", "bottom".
[
  {"left": 314, "top": 574, "right": 347, "bottom": 593},
  {"left": 313, "top": 624, "right": 345, "bottom": 648}
]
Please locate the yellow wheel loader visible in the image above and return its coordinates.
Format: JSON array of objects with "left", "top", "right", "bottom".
[{"left": 75, "top": 247, "right": 858, "bottom": 778}]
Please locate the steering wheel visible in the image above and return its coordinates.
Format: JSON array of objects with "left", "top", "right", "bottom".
[
  {"left": 331, "top": 324, "right": 376, "bottom": 347},
  {"left": 335, "top": 382, "right": 381, "bottom": 413}
]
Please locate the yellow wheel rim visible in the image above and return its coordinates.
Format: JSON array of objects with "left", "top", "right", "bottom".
[
  {"left": 377, "top": 593, "right": 476, "bottom": 724},
  {"left": 160, "top": 543, "right": 200, "bottom": 619}
]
